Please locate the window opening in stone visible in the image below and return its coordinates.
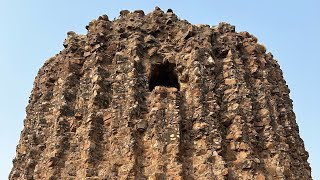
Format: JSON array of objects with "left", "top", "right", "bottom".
[{"left": 149, "top": 61, "right": 180, "bottom": 91}]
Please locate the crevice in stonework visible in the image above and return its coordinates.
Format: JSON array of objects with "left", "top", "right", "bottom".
[{"left": 148, "top": 61, "right": 180, "bottom": 91}]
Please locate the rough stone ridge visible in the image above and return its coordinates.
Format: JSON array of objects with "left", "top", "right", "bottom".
[{"left": 10, "top": 7, "right": 311, "bottom": 180}]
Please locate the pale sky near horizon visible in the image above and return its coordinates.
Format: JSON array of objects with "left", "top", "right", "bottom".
[{"left": 0, "top": 0, "right": 319, "bottom": 179}]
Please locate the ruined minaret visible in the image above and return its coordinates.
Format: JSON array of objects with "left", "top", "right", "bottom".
[{"left": 10, "top": 8, "right": 311, "bottom": 179}]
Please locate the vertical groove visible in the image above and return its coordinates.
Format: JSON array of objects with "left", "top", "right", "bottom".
[
  {"left": 179, "top": 89, "right": 195, "bottom": 180},
  {"left": 232, "top": 48, "right": 268, "bottom": 179},
  {"left": 241, "top": 51, "right": 279, "bottom": 179},
  {"left": 45, "top": 55, "right": 84, "bottom": 179},
  {"left": 102, "top": 50, "right": 137, "bottom": 179},
  {"left": 185, "top": 51, "right": 216, "bottom": 178},
  {"left": 71, "top": 53, "right": 104, "bottom": 178},
  {"left": 130, "top": 59, "right": 149, "bottom": 179},
  {"left": 83, "top": 66, "right": 111, "bottom": 178},
  {"left": 240, "top": 39, "right": 287, "bottom": 179},
  {"left": 219, "top": 50, "right": 252, "bottom": 179},
  {"left": 210, "top": 54, "right": 229, "bottom": 180}
]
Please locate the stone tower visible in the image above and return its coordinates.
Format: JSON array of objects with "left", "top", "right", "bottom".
[{"left": 10, "top": 8, "right": 311, "bottom": 180}]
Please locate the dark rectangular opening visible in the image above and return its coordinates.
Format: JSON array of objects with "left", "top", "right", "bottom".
[{"left": 148, "top": 61, "right": 180, "bottom": 91}]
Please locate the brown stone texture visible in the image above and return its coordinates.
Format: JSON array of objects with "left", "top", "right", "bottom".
[{"left": 10, "top": 8, "right": 311, "bottom": 180}]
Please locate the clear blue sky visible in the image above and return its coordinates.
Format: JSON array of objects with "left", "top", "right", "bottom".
[{"left": 0, "top": 0, "right": 319, "bottom": 179}]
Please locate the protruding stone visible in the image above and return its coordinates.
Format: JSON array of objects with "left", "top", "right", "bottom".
[
  {"left": 67, "top": 31, "right": 76, "bottom": 36},
  {"left": 155, "top": 6, "right": 161, "bottom": 11},
  {"left": 259, "top": 108, "right": 269, "bottom": 118},
  {"left": 98, "top": 14, "right": 109, "bottom": 21},
  {"left": 136, "top": 120, "right": 148, "bottom": 132},
  {"left": 120, "top": 10, "right": 130, "bottom": 16},
  {"left": 225, "top": 78, "right": 236, "bottom": 85},
  {"left": 134, "top": 10, "right": 145, "bottom": 16}
]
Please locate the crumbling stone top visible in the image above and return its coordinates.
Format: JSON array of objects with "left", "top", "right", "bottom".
[{"left": 10, "top": 7, "right": 311, "bottom": 180}]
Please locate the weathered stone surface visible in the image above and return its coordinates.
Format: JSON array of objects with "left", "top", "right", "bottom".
[{"left": 10, "top": 8, "right": 311, "bottom": 180}]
